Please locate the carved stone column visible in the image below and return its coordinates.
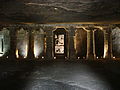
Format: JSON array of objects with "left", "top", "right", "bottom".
[
  {"left": 68, "top": 27, "right": 76, "bottom": 60},
  {"left": 8, "top": 27, "right": 17, "bottom": 60},
  {"left": 45, "top": 27, "right": 53, "bottom": 60},
  {"left": 103, "top": 28, "right": 113, "bottom": 59},
  {"left": 27, "top": 29, "right": 34, "bottom": 59},
  {"left": 86, "top": 28, "right": 96, "bottom": 60}
]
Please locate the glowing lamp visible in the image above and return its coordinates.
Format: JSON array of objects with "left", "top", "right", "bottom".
[
  {"left": 16, "top": 49, "right": 19, "bottom": 58},
  {"left": 113, "top": 57, "right": 115, "bottom": 59}
]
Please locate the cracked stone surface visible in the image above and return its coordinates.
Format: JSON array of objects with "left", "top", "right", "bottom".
[
  {"left": 0, "top": 0, "right": 120, "bottom": 23},
  {"left": 25, "top": 62, "right": 110, "bottom": 90}
]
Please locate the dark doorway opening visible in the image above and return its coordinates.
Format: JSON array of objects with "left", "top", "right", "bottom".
[
  {"left": 75, "top": 28, "right": 87, "bottom": 59},
  {"left": 95, "top": 29, "right": 104, "bottom": 59}
]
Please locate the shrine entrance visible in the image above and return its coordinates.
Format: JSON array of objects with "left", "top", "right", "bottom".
[{"left": 53, "top": 28, "right": 68, "bottom": 59}]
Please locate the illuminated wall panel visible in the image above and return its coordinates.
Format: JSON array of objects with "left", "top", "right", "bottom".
[
  {"left": 0, "top": 28, "right": 10, "bottom": 57},
  {"left": 55, "top": 34, "right": 64, "bottom": 54},
  {"left": 33, "top": 29, "right": 45, "bottom": 58},
  {"left": 0, "top": 35, "right": 4, "bottom": 54},
  {"left": 112, "top": 27, "right": 120, "bottom": 58},
  {"left": 16, "top": 28, "right": 29, "bottom": 58}
]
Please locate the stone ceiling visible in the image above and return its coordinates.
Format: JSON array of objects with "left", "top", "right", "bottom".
[{"left": 0, "top": 0, "right": 120, "bottom": 24}]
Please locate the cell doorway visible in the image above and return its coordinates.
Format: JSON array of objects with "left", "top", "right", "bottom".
[{"left": 53, "top": 28, "right": 68, "bottom": 59}]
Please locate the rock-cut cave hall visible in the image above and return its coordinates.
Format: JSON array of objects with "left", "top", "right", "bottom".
[{"left": 1, "top": 0, "right": 120, "bottom": 90}]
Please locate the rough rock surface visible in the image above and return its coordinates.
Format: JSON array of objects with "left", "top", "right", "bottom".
[
  {"left": 112, "top": 27, "right": 120, "bottom": 57},
  {"left": 0, "top": 0, "right": 120, "bottom": 23}
]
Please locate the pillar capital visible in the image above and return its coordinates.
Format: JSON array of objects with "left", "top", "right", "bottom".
[
  {"left": 113, "top": 24, "right": 120, "bottom": 29},
  {"left": 102, "top": 27, "right": 112, "bottom": 33},
  {"left": 67, "top": 26, "right": 76, "bottom": 36},
  {"left": 83, "top": 27, "right": 98, "bottom": 32},
  {"left": 43, "top": 26, "right": 55, "bottom": 35}
]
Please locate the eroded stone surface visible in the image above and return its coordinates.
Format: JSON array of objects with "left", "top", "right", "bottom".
[{"left": 0, "top": 0, "right": 120, "bottom": 23}]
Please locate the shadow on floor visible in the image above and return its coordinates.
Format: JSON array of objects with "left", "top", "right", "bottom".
[{"left": 0, "top": 59, "right": 120, "bottom": 90}]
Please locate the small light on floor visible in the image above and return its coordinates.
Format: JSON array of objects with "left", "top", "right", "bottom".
[
  {"left": 16, "top": 49, "right": 19, "bottom": 58},
  {"left": 97, "top": 57, "right": 98, "bottom": 59},
  {"left": 24, "top": 56, "right": 27, "bottom": 59},
  {"left": 83, "top": 57, "right": 85, "bottom": 59},
  {"left": 54, "top": 57, "right": 56, "bottom": 59},
  {"left": 78, "top": 57, "right": 80, "bottom": 59},
  {"left": 42, "top": 56, "right": 44, "bottom": 59},
  {"left": 6, "top": 56, "right": 8, "bottom": 58},
  {"left": 113, "top": 57, "right": 115, "bottom": 59}
]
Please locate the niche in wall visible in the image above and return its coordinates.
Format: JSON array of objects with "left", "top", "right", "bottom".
[
  {"left": 75, "top": 28, "right": 87, "bottom": 59},
  {"left": 95, "top": 29, "right": 104, "bottom": 58},
  {"left": 0, "top": 28, "right": 10, "bottom": 57},
  {"left": 33, "top": 28, "right": 46, "bottom": 58},
  {"left": 16, "top": 28, "right": 29, "bottom": 58},
  {"left": 112, "top": 27, "right": 120, "bottom": 58}
]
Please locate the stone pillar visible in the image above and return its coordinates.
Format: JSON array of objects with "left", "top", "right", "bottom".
[
  {"left": 68, "top": 27, "right": 76, "bottom": 60},
  {"left": 45, "top": 28, "right": 53, "bottom": 60},
  {"left": 27, "top": 29, "right": 34, "bottom": 59},
  {"left": 8, "top": 27, "right": 17, "bottom": 60},
  {"left": 86, "top": 29, "right": 96, "bottom": 60},
  {"left": 103, "top": 28, "right": 113, "bottom": 59}
]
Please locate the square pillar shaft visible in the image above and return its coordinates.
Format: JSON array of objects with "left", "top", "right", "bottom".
[
  {"left": 69, "top": 27, "right": 76, "bottom": 60},
  {"left": 8, "top": 28, "right": 17, "bottom": 59},
  {"left": 27, "top": 30, "right": 34, "bottom": 59},
  {"left": 45, "top": 30, "right": 53, "bottom": 60},
  {"left": 86, "top": 30, "right": 96, "bottom": 60},
  {"left": 103, "top": 28, "right": 113, "bottom": 59}
]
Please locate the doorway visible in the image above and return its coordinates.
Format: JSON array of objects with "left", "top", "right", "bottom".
[{"left": 53, "top": 28, "right": 68, "bottom": 59}]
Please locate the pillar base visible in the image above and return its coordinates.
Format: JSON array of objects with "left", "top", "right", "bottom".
[
  {"left": 87, "top": 53, "right": 96, "bottom": 60},
  {"left": 104, "top": 53, "right": 113, "bottom": 59}
]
